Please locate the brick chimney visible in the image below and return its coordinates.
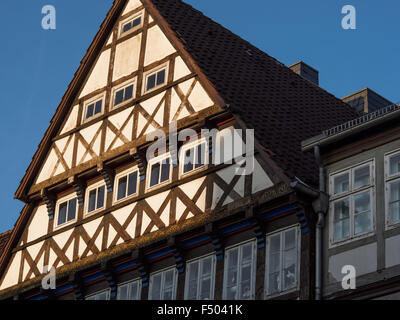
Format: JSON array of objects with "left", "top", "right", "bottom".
[{"left": 289, "top": 61, "right": 319, "bottom": 86}]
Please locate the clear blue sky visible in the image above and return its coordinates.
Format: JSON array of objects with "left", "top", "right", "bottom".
[{"left": 0, "top": 0, "right": 399, "bottom": 233}]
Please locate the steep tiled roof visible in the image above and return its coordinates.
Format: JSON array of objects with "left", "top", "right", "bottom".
[
  {"left": 0, "top": 231, "right": 12, "bottom": 259},
  {"left": 152, "top": 0, "right": 358, "bottom": 185}
]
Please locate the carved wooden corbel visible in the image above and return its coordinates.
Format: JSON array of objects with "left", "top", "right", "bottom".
[
  {"left": 131, "top": 249, "right": 149, "bottom": 287},
  {"left": 41, "top": 188, "right": 56, "bottom": 220},
  {"left": 130, "top": 148, "right": 146, "bottom": 181},
  {"left": 101, "top": 261, "right": 117, "bottom": 300},
  {"left": 97, "top": 163, "right": 114, "bottom": 193},
  {"left": 68, "top": 175, "right": 85, "bottom": 207},
  {"left": 168, "top": 237, "right": 185, "bottom": 274},
  {"left": 246, "top": 207, "right": 266, "bottom": 248},
  {"left": 205, "top": 223, "right": 224, "bottom": 261}
]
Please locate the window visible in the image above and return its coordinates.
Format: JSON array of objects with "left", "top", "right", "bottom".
[
  {"left": 117, "top": 279, "right": 141, "bottom": 300},
  {"left": 185, "top": 254, "right": 216, "bottom": 300},
  {"left": 55, "top": 194, "right": 77, "bottom": 227},
  {"left": 86, "top": 290, "right": 110, "bottom": 300},
  {"left": 145, "top": 68, "right": 167, "bottom": 93},
  {"left": 147, "top": 154, "right": 172, "bottom": 189},
  {"left": 84, "top": 96, "right": 104, "bottom": 121},
  {"left": 86, "top": 181, "right": 106, "bottom": 214},
  {"left": 149, "top": 267, "right": 178, "bottom": 300},
  {"left": 180, "top": 140, "right": 208, "bottom": 175},
  {"left": 265, "top": 226, "right": 300, "bottom": 298},
  {"left": 223, "top": 240, "right": 256, "bottom": 300},
  {"left": 115, "top": 168, "right": 139, "bottom": 202},
  {"left": 329, "top": 161, "right": 375, "bottom": 244},
  {"left": 385, "top": 151, "right": 400, "bottom": 227},
  {"left": 113, "top": 82, "right": 134, "bottom": 108},
  {"left": 120, "top": 13, "right": 143, "bottom": 36}
]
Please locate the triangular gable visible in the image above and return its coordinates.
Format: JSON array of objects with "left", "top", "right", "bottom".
[{"left": 17, "top": 0, "right": 225, "bottom": 198}]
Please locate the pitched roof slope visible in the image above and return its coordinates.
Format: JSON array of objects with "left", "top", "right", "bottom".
[
  {"left": 151, "top": 0, "right": 358, "bottom": 185},
  {"left": 0, "top": 231, "right": 12, "bottom": 259}
]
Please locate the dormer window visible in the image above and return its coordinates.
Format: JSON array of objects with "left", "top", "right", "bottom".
[
  {"left": 119, "top": 13, "right": 143, "bottom": 37},
  {"left": 147, "top": 154, "right": 172, "bottom": 189},
  {"left": 144, "top": 66, "right": 168, "bottom": 93},
  {"left": 84, "top": 94, "right": 105, "bottom": 122},
  {"left": 112, "top": 80, "right": 135, "bottom": 108}
]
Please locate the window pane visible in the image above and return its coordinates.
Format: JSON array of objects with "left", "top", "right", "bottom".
[
  {"left": 88, "top": 189, "right": 97, "bottom": 213},
  {"left": 67, "top": 198, "right": 77, "bottom": 222},
  {"left": 129, "top": 282, "right": 139, "bottom": 300},
  {"left": 334, "top": 172, "right": 349, "bottom": 194},
  {"left": 125, "top": 85, "right": 133, "bottom": 101},
  {"left": 354, "top": 192, "right": 371, "bottom": 234},
  {"left": 202, "top": 257, "right": 212, "bottom": 277},
  {"left": 127, "top": 171, "right": 138, "bottom": 196},
  {"left": 354, "top": 192, "right": 370, "bottom": 214},
  {"left": 150, "top": 162, "right": 160, "bottom": 187},
  {"left": 115, "top": 89, "right": 124, "bottom": 106},
  {"left": 183, "top": 148, "right": 194, "bottom": 173},
  {"left": 132, "top": 17, "right": 141, "bottom": 27},
  {"left": 283, "top": 248, "right": 296, "bottom": 290},
  {"left": 150, "top": 274, "right": 162, "bottom": 300},
  {"left": 268, "top": 272, "right": 280, "bottom": 295},
  {"left": 86, "top": 104, "right": 94, "bottom": 119},
  {"left": 123, "top": 22, "right": 132, "bottom": 33},
  {"left": 390, "top": 180, "right": 400, "bottom": 202},
  {"left": 226, "top": 248, "right": 239, "bottom": 299},
  {"left": 354, "top": 165, "right": 370, "bottom": 188},
  {"left": 390, "top": 181, "right": 400, "bottom": 224},
  {"left": 242, "top": 243, "right": 253, "bottom": 264},
  {"left": 268, "top": 235, "right": 281, "bottom": 294},
  {"left": 147, "top": 74, "right": 156, "bottom": 91},
  {"left": 389, "top": 202, "right": 400, "bottom": 224},
  {"left": 58, "top": 202, "right": 67, "bottom": 225},
  {"left": 188, "top": 262, "right": 199, "bottom": 300},
  {"left": 94, "top": 100, "right": 102, "bottom": 115},
  {"left": 163, "top": 288, "right": 173, "bottom": 300},
  {"left": 355, "top": 211, "right": 372, "bottom": 235},
  {"left": 117, "top": 284, "right": 129, "bottom": 300},
  {"left": 333, "top": 198, "right": 350, "bottom": 241},
  {"left": 156, "top": 69, "right": 165, "bottom": 86},
  {"left": 117, "top": 176, "right": 127, "bottom": 200},
  {"left": 390, "top": 154, "right": 400, "bottom": 176},
  {"left": 160, "top": 158, "right": 170, "bottom": 183},
  {"left": 284, "top": 229, "right": 296, "bottom": 250},
  {"left": 97, "top": 186, "right": 105, "bottom": 210},
  {"left": 240, "top": 264, "right": 252, "bottom": 299},
  {"left": 195, "top": 143, "right": 206, "bottom": 169},
  {"left": 164, "top": 270, "right": 174, "bottom": 289},
  {"left": 200, "top": 277, "right": 211, "bottom": 300}
]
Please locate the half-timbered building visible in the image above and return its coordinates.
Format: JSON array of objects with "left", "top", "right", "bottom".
[{"left": 0, "top": 0, "right": 358, "bottom": 300}]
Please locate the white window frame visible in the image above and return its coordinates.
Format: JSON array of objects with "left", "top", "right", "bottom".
[
  {"left": 113, "top": 166, "right": 140, "bottom": 203},
  {"left": 264, "top": 225, "right": 301, "bottom": 299},
  {"left": 179, "top": 138, "right": 209, "bottom": 178},
  {"left": 119, "top": 11, "right": 144, "bottom": 37},
  {"left": 85, "top": 180, "right": 107, "bottom": 215},
  {"left": 148, "top": 267, "right": 178, "bottom": 300},
  {"left": 184, "top": 253, "right": 216, "bottom": 300},
  {"left": 146, "top": 153, "right": 172, "bottom": 191},
  {"left": 111, "top": 78, "right": 136, "bottom": 109},
  {"left": 143, "top": 63, "right": 169, "bottom": 94},
  {"left": 85, "top": 289, "right": 110, "bottom": 300},
  {"left": 116, "top": 278, "right": 142, "bottom": 300},
  {"left": 329, "top": 160, "right": 375, "bottom": 247},
  {"left": 222, "top": 239, "right": 257, "bottom": 300},
  {"left": 385, "top": 149, "right": 400, "bottom": 229},
  {"left": 54, "top": 192, "right": 78, "bottom": 230},
  {"left": 82, "top": 92, "right": 105, "bottom": 123}
]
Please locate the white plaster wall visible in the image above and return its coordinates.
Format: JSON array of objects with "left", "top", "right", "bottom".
[
  {"left": 144, "top": 26, "right": 176, "bottom": 66},
  {"left": 79, "top": 49, "right": 111, "bottom": 98},
  {"left": 0, "top": 251, "right": 21, "bottom": 290},
  {"left": 27, "top": 204, "right": 48, "bottom": 243},
  {"left": 174, "top": 56, "right": 191, "bottom": 82},
  {"left": 188, "top": 82, "right": 213, "bottom": 112},
  {"left": 60, "top": 105, "right": 79, "bottom": 135},
  {"left": 36, "top": 148, "right": 59, "bottom": 184},
  {"left": 113, "top": 34, "right": 141, "bottom": 81},
  {"left": 122, "top": 0, "right": 142, "bottom": 15}
]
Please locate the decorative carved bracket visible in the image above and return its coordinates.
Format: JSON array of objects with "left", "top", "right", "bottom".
[
  {"left": 41, "top": 189, "right": 56, "bottom": 220},
  {"left": 130, "top": 148, "right": 146, "bottom": 181},
  {"left": 69, "top": 273, "right": 84, "bottom": 301},
  {"left": 131, "top": 249, "right": 149, "bottom": 287},
  {"left": 97, "top": 163, "right": 114, "bottom": 193},
  {"left": 205, "top": 223, "right": 224, "bottom": 262},
  {"left": 68, "top": 176, "right": 85, "bottom": 207},
  {"left": 168, "top": 237, "right": 185, "bottom": 274},
  {"left": 101, "top": 261, "right": 117, "bottom": 300},
  {"left": 246, "top": 207, "right": 266, "bottom": 249}
]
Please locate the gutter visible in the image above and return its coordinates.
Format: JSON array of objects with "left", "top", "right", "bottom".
[{"left": 290, "top": 146, "right": 328, "bottom": 300}]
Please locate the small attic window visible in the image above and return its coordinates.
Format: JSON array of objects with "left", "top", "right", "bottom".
[
  {"left": 144, "top": 65, "right": 168, "bottom": 94},
  {"left": 83, "top": 93, "right": 105, "bottom": 122},
  {"left": 120, "top": 13, "right": 143, "bottom": 37},
  {"left": 112, "top": 79, "right": 135, "bottom": 108}
]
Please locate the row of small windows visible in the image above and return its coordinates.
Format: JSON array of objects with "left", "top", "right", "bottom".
[
  {"left": 85, "top": 226, "right": 300, "bottom": 300},
  {"left": 55, "top": 140, "right": 208, "bottom": 228},
  {"left": 83, "top": 65, "right": 168, "bottom": 122},
  {"left": 329, "top": 149, "right": 400, "bottom": 246}
]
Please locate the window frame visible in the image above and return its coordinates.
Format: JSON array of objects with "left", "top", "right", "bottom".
[
  {"left": 113, "top": 166, "right": 140, "bottom": 204},
  {"left": 146, "top": 152, "right": 172, "bottom": 191},
  {"left": 148, "top": 266, "right": 178, "bottom": 300},
  {"left": 179, "top": 138, "right": 209, "bottom": 178},
  {"left": 85, "top": 289, "right": 110, "bottom": 300},
  {"left": 119, "top": 11, "right": 144, "bottom": 37},
  {"left": 111, "top": 78, "right": 136, "bottom": 109},
  {"left": 184, "top": 253, "right": 216, "bottom": 300},
  {"left": 85, "top": 180, "right": 107, "bottom": 216},
  {"left": 82, "top": 93, "right": 105, "bottom": 123},
  {"left": 264, "top": 225, "right": 301, "bottom": 299},
  {"left": 222, "top": 239, "right": 257, "bottom": 300},
  {"left": 143, "top": 64, "right": 169, "bottom": 94},
  {"left": 385, "top": 149, "right": 400, "bottom": 229},
  {"left": 116, "top": 278, "right": 142, "bottom": 300},
  {"left": 54, "top": 192, "right": 78, "bottom": 230},
  {"left": 328, "top": 160, "right": 375, "bottom": 246}
]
